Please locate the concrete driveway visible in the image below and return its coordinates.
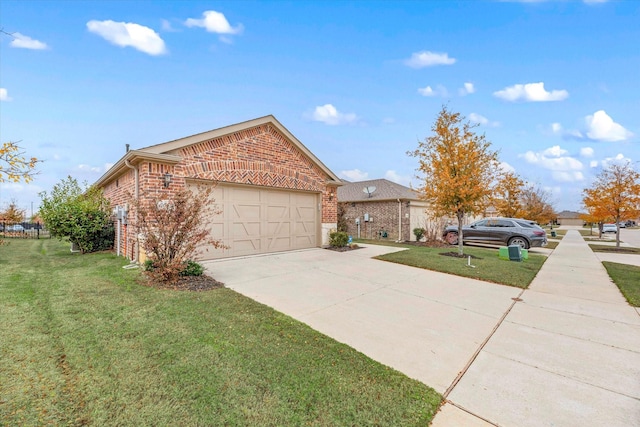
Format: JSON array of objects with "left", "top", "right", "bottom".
[
  {"left": 203, "top": 233, "right": 640, "bottom": 426},
  {"left": 203, "top": 244, "right": 522, "bottom": 394}
]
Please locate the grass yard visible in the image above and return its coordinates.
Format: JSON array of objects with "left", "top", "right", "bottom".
[
  {"left": 544, "top": 240, "right": 559, "bottom": 250},
  {"left": 589, "top": 244, "right": 640, "bottom": 255},
  {"left": 364, "top": 242, "right": 546, "bottom": 288},
  {"left": 0, "top": 239, "right": 441, "bottom": 426},
  {"left": 602, "top": 262, "right": 640, "bottom": 307}
]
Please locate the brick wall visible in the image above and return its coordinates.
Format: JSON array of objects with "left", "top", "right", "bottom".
[
  {"left": 101, "top": 123, "right": 338, "bottom": 260},
  {"left": 340, "top": 200, "right": 411, "bottom": 241}
]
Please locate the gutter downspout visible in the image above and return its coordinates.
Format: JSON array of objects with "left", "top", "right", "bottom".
[
  {"left": 397, "top": 199, "right": 402, "bottom": 242},
  {"left": 124, "top": 159, "right": 139, "bottom": 262}
]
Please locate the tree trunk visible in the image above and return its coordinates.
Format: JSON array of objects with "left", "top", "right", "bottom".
[
  {"left": 616, "top": 215, "right": 620, "bottom": 248},
  {"left": 457, "top": 210, "right": 464, "bottom": 256}
]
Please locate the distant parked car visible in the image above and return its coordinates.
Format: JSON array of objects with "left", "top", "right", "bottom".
[
  {"left": 443, "top": 218, "right": 548, "bottom": 249},
  {"left": 602, "top": 223, "right": 617, "bottom": 233},
  {"left": 618, "top": 222, "right": 626, "bottom": 228},
  {"left": 6, "top": 224, "right": 25, "bottom": 232}
]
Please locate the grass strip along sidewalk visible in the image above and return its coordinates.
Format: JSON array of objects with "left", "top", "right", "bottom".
[
  {"left": 0, "top": 239, "right": 440, "bottom": 426},
  {"left": 601, "top": 262, "right": 640, "bottom": 307}
]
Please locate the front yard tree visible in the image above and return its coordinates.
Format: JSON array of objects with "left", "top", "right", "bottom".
[
  {"left": 409, "top": 106, "right": 500, "bottom": 255},
  {"left": 521, "top": 184, "right": 556, "bottom": 225},
  {"left": 0, "top": 141, "right": 40, "bottom": 183},
  {"left": 39, "top": 176, "right": 114, "bottom": 253},
  {"left": 582, "top": 161, "right": 640, "bottom": 248},
  {"left": 493, "top": 171, "right": 525, "bottom": 218}
]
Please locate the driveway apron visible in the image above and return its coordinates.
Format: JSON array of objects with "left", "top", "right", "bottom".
[{"left": 203, "top": 244, "right": 521, "bottom": 394}]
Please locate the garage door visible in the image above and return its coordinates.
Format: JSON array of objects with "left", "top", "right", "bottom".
[{"left": 191, "top": 183, "right": 319, "bottom": 260}]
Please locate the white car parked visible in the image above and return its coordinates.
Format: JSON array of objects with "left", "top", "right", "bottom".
[{"left": 602, "top": 223, "right": 617, "bottom": 233}]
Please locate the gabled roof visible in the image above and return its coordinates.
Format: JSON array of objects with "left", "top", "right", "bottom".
[
  {"left": 337, "top": 179, "right": 422, "bottom": 202},
  {"left": 95, "top": 115, "right": 341, "bottom": 187},
  {"left": 556, "top": 210, "right": 585, "bottom": 219}
]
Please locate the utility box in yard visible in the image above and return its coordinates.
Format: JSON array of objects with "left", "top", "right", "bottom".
[{"left": 508, "top": 245, "right": 522, "bottom": 261}]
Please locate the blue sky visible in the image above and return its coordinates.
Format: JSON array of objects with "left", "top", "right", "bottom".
[{"left": 1, "top": 0, "right": 638, "bottom": 217}]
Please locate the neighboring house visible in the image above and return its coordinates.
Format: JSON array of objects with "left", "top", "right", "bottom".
[
  {"left": 337, "top": 179, "right": 430, "bottom": 241},
  {"left": 555, "top": 210, "right": 585, "bottom": 226},
  {"left": 95, "top": 115, "right": 341, "bottom": 261}
]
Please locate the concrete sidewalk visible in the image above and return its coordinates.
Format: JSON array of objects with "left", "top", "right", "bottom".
[{"left": 438, "top": 230, "right": 640, "bottom": 426}]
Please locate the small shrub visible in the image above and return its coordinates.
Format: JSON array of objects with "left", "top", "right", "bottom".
[
  {"left": 329, "top": 231, "right": 349, "bottom": 248},
  {"left": 143, "top": 259, "right": 154, "bottom": 271},
  {"left": 180, "top": 260, "right": 204, "bottom": 277},
  {"left": 413, "top": 227, "right": 425, "bottom": 241}
]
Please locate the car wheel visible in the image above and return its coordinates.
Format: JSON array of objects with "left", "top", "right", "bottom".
[
  {"left": 445, "top": 231, "right": 458, "bottom": 245},
  {"left": 508, "top": 237, "right": 529, "bottom": 249}
]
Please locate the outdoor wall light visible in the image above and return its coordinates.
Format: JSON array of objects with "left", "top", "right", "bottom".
[
  {"left": 328, "top": 190, "right": 335, "bottom": 201},
  {"left": 163, "top": 172, "right": 172, "bottom": 188}
]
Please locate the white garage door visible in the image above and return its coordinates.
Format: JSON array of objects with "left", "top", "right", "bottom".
[{"left": 192, "top": 183, "right": 319, "bottom": 260}]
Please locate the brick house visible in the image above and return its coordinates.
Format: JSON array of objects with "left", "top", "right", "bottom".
[
  {"left": 337, "top": 179, "right": 430, "bottom": 241},
  {"left": 555, "top": 210, "right": 585, "bottom": 226},
  {"left": 94, "top": 115, "right": 342, "bottom": 261}
]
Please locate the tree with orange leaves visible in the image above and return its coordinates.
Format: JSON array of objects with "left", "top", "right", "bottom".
[
  {"left": 520, "top": 183, "right": 556, "bottom": 225},
  {"left": 493, "top": 171, "right": 525, "bottom": 218},
  {"left": 409, "top": 106, "right": 500, "bottom": 255},
  {"left": 0, "top": 141, "right": 40, "bottom": 183},
  {"left": 582, "top": 161, "right": 640, "bottom": 247}
]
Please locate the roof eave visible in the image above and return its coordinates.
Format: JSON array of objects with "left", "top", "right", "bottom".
[{"left": 94, "top": 150, "right": 181, "bottom": 188}]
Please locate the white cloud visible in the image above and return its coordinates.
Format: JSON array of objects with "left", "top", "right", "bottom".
[
  {"left": 589, "top": 160, "right": 599, "bottom": 168},
  {"left": 459, "top": 82, "right": 475, "bottom": 96},
  {"left": 469, "top": 113, "right": 499, "bottom": 127},
  {"left": 382, "top": 117, "right": 395, "bottom": 124},
  {"left": 384, "top": 170, "right": 411, "bottom": 186},
  {"left": 542, "top": 145, "right": 568, "bottom": 157},
  {"left": 340, "top": 169, "right": 369, "bottom": 181},
  {"left": 0, "top": 88, "right": 12, "bottom": 101},
  {"left": 10, "top": 32, "right": 48, "bottom": 50},
  {"left": 185, "top": 10, "right": 243, "bottom": 35},
  {"left": 87, "top": 20, "right": 167, "bottom": 56},
  {"left": 580, "top": 147, "right": 594, "bottom": 157},
  {"left": 161, "top": 19, "right": 179, "bottom": 32},
  {"left": 499, "top": 162, "right": 515, "bottom": 174},
  {"left": 405, "top": 51, "right": 455, "bottom": 68},
  {"left": 584, "top": 110, "right": 632, "bottom": 142},
  {"left": 601, "top": 153, "right": 632, "bottom": 168},
  {"left": 493, "top": 82, "right": 568, "bottom": 102},
  {"left": 551, "top": 122, "right": 563, "bottom": 134},
  {"left": 520, "top": 145, "right": 585, "bottom": 182},
  {"left": 311, "top": 104, "right": 357, "bottom": 125},
  {"left": 553, "top": 171, "right": 585, "bottom": 182},
  {"left": 418, "top": 85, "right": 448, "bottom": 97}
]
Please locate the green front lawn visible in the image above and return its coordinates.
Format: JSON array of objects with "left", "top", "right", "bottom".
[
  {"left": 363, "top": 241, "right": 546, "bottom": 288},
  {"left": 589, "top": 244, "right": 640, "bottom": 255},
  {"left": 602, "top": 262, "right": 640, "bottom": 307},
  {"left": 0, "top": 239, "right": 441, "bottom": 426}
]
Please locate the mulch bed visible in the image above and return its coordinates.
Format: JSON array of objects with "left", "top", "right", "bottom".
[
  {"left": 439, "top": 252, "right": 483, "bottom": 259},
  {"left": 325, "top": 245, "right": 363, "bottom": 252},
  {"left": 145, "top": 274, "right": 225, "bottom": 292}
]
